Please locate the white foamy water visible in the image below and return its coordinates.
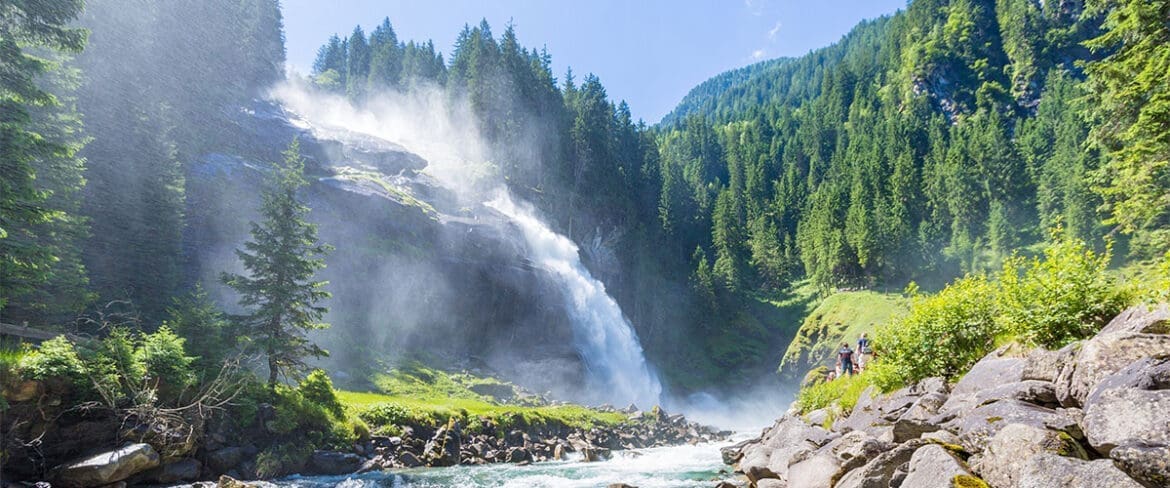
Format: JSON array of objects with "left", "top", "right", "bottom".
[
  {"left": 266, "top": 441, "right": 738, "bottom": 488},
  {"left": 486, "top": 192, "right": 663, "bottom": 409},
  {"left": 272, "top": 82, "right": 663, "bottom": 409}
]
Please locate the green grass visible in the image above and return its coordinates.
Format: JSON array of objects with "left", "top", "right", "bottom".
[
  {"left": 336, "top": 363, "right": 626, "bottom": 435},
  {"left": 779, "top": 290, "right": 909, "bottom": 379},
  {"left": 796, "top": 369, "right": 875, "bottom": 416}
]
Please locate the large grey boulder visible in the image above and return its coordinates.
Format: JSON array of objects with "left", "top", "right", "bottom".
[
  {"left": 785, "top": 431, "right": 889, "bottom": 488},
  {"left": 972, "top": 423, "right": 1087, "bottom": 487},
  {"left": 206, "top": 446, "right": 245, "bottom": 473},
  {"left": 1055, "top": 304, "right": 1170, "bottom": 407},
  {"left": 1013, "top": 454, "right": 1145, "bottom": 488},
  {"left": 737, "top": 416, "right": 832, "bottom": 482},
  {"left": 945, "top": 399, "right": 1082, "bottom": 452},
  {"left": 951, "top": 350, "right": 1026, "bottom": 398},
  {"left": 1082, "top": 358, "right": 1170, "bottom": 456},
  {"left": 892, "top": 392, "right": 948, "bottom": 442},
  {"left": 136, "top": 458, "right": 201, "bottom": 484},
  {"left": 1110, "top": 442, "right": 1170, "bottom": 488},
  {"left": 1022, "top": 344, "right": 1078, "bottom": 383},
  {"left": 834, "top": 439, "right": 926, "bottom": 488},
  {"left": 54, "top": 443, "right": 161, "bottom": 488},
  {"left": 941, "top": 380, "right": 1058, "bottom": 415},
  {"left": 900, "top": 444, "right": 976, "bottom": 488},
  {"left": 307, "top": 450, "right": 362, "bottom": 475}
]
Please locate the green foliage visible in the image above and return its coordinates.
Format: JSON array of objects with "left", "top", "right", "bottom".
[
  {"left": 796, "top": 370, "right": 874, "bottom": 416},
  {"left": 298, "top": 369, "right": 345, "bottom": 418},
  {"left": 1084, "top": 0, "right": 1170, "bottom": 255},
  {"left": 997, "top": 237, "right": 1130, "bottom": 347},
  {"left": 876, "top": 275, "right": 1003, "bottom": 385},
  {"left": 874, "top": 236, "right": 1129, "bottom": 388},
  {"left": 19, "top": 337, "right": 91, "bottom": 394},
  {"left": 267, "top": 384, "right": 360, "bottom": 448},
  {"left": 254, "top": 443, "right": 312, "bottom": 479},
  {"left": 165, "top": 285, "right": 233, "bottom": 375},
  {"left": 0, "top": 0, "right": 90, "bottom": 320},
  {"left": 222, "top": 139, "right": 333, "bottom": 387},
  {"left": 134, "top": 326, "right": 195, "bottom": 399}
]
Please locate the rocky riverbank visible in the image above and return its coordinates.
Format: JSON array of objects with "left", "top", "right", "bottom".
[
  {"left": 0, "top": 402, "right": 727, "bottom": 487},
  {"left": 721, "top": 304, "right": 1170, "bottom": 488}
]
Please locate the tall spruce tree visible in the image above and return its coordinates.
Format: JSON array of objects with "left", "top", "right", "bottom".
[
  {"left": 221, "top": 139, "right": 332, "bottom": 388},
  {"left": 0, "top": 0, "right": 89, "bottom": 315}
]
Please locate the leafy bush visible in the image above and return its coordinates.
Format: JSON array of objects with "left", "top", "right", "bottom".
[
  {"left": 20, "top": 336, "right": 94, "bottom": 397},
  {"left": 874, "top": 275, "right": 1000, "bottom": 386},
  {"left": 298, "top": 369, "right": 344, "bottom": 418},
  {"left": 135, "top": 326, "right": 195, "bottom": 400},
  {"left": 868, "top": 236, "right": 1131, "bottom": 390},
  {"left": 997, "top": 238, "right": 1129, "bottom": 348},
  {"left": 267, "top": 381, "right": 363, "bottom": 449}
]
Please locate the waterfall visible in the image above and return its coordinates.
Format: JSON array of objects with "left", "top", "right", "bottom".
[{"left": 486, "top": 192, "right": 663, "bottom": 409}]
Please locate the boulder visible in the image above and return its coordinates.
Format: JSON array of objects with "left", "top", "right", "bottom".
[
  {"left": 944, "top": 399, "right": 1081, "bottom": 452},
  {"left": 137, "top": 458, "right": 201, "bottom": 484},
  {"left": 785, "top": 431, "right": 888, "bottom": 488},
  {"left": 1055, "top": 305, "right": 1170, "bottom": 407},
  {"left": 216, "top": 475, "right": 272, "bottom": 488},
  {"left": 506, "top": 447, "right": 532, "bottom": 463},
  {"left": 397, "top": 451, "right": 422, "bottom": 468},
  {"left": 892, "top": 392, "right": 947, "bottom": 442},
  {"left": 307, "top": 450, "right": 362, "bottom": 475},
  {"left": 1082, "top": 358, "right": 1170, "bottom": 456},
  {"left": 972, "top": 423, "right": 1087, "bottom": 487},
  {"left": 1110, "top": 442, "right": 1170, "bottom": 488},
  {"left": 756, "top": 480, "right": 784, "bottom": 488},
  {"left": 900, "top": 444, "right": 975, "bottom": 488},
  {"left": 834, "top": 439, "right": 926, "bottom": 488},
  {"left": 54, "top": 443, "right": 161, "bottom": 488},
  {"left": 1012, "top": 454, "right": 1144, "bottom": 488},
  {"left": 951, "top": 351, "right": 1026, "bottom": 398},
  {"left": 1101, "top": 303, "right": 1170, "bottom": 335},
  {"left": 1022, "top": 344, "right": 1077, "bottom": 383},
  {"left": 423, "top": 425, "right": 462, "bottom": 467},
  {"left": 206, "top": 446, "right": 245, "bottom": 473},
  {"left": 942, "top": 380, "right": 1058, "bottom": 415}
]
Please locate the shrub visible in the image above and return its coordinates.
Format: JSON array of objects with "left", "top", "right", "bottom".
[
  {"left": 165, "top": 285, "right": 232, "bottom": 375},
  {"left": 874, "top": 275, "right": 1000, "bottom": 386},
  {"left": 797, "top": 371, "right": 874, "bottom": 416},
  {"left": 135, "top": 326, "right": 195, "bottom": 400},
  {"left": 95, "top": 328, "right": 145, "bottom": 395},
  {"left": 298, "top": 369, "right": 344, "bottom": 418},
  {"left": 997, "top": 238, "right": 1130, "bottom": 348},
  {"left": 268, "top": 384, "right": 357, "bottom": 448},
  {"left": 20, "top": 336, "right": 94, "bottom": 397}
]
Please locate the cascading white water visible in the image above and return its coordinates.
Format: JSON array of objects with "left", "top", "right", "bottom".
[
  {"left": 486, "top": 192, "right": 662, "bottom": 409},
  {"left": 272, "top": 81, "right": 662, "bottom": 409}
]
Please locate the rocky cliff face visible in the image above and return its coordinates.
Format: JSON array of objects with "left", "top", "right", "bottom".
[
  {"left": 723, "top": 304, "right": 1170, "bottom": 488},
  {"left": 183, "top": 101, "right": 587, "bottom": 397}
]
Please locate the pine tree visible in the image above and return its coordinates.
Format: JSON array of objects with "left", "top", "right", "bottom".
[
  {"left": 0, "top": 0, "right": 88, "bottom": 313},
  {"left": 221, "top": 140, "right": 333, "bottom": 388},
  {"left": 1084, "top": 0, "right": 1170, "bottom": 254},
  {"left": 346, "top": 26, "right": 370, "bottom": 98}
]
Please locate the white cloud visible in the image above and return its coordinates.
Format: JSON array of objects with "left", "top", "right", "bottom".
[
  {"left": 751, "top": 49, "right": 767, "bottom": 60},
  {"left": 768, "top": 20, "right": 783, "bottom": 40}
]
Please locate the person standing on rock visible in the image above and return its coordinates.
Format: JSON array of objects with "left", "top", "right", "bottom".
[
  {"left": 836, "top": 342, "right": 855, "bottom": 376},
  {"left": 857, "top": 332, "right": 874, "bottom": 370}
]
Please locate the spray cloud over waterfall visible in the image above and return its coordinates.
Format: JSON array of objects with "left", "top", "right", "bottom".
[{"left": 270, "top": 79, "right": 662, "bottom": 408}]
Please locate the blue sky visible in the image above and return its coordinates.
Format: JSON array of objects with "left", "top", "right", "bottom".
[{"left": 281, "top": 0, "right": 907, "bottom": 123}]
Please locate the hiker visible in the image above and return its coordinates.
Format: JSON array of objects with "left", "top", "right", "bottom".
[
  {"left": 857, "top": 332, "right": 874, "bottom": 370},
  {"left": 836, "top": 342, "right": 855, "bottom": 376}
]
